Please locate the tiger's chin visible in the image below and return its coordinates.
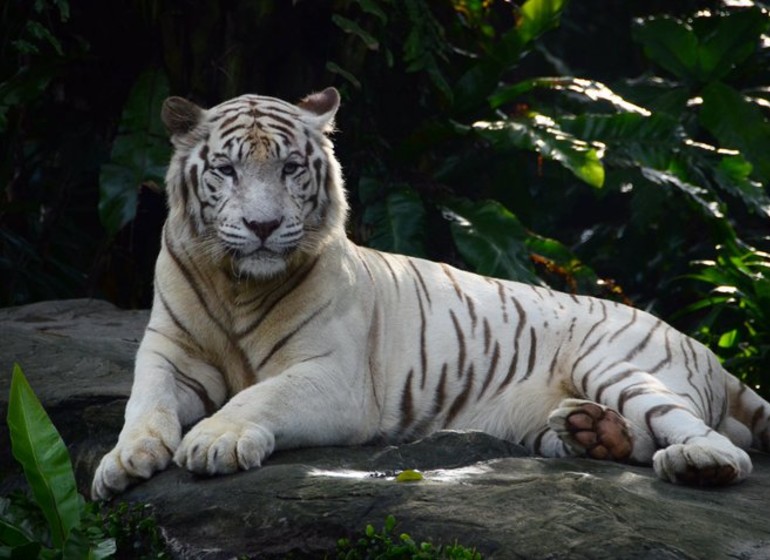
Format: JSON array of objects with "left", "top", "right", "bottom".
[{"left": 230, "top": 250, "right": 290, "bottom": 280}]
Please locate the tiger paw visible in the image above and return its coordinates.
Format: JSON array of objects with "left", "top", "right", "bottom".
[
  {"left": 653, "top": 443, "right": 752, "bottom": 486},
  {"left": 548, "top": 398, "right": 633, "bottom": 462},
  {"left": 174, "top": 416, "right": 275, "bottom": 475},
  {"left": 91, "top": 418, "right": 181, "bottom": 500}
]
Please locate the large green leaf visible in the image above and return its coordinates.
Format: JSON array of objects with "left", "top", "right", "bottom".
[
  {"left": 453, "top": 0, "right": 567, "bottom": 112},
  {"left": 715, "top": 155, "right": 770, "bottom": 218},
  {"left": 700, "top": 81, "right": 770, "bottom": 182},
  {"left": 7, "top": 364, "right": 80, "bottom": 549},
  {"left": 360, "top": 179, "right": 427, "bottom": 257},
  {"left": 559, "top": 112, "right": 678, "bottom": 144},
  {"left": 332, "top": 14, "right": 380, "bottom": 50},
  {"left": 99, "top": 67, "right": 170, "bottom": 235},
  {"left": 442, "top": 198, "right": 539, "bottom": 283},
  {"left": 693, "top": 7, "right": 767, "bottom": 82},
  {"left": 634, "top": 10, "right": 768, "bottom": 83},
  {"left": 474, "top": 116, "right": 605, "bottom": 188},
  {"left": 490, "top": 77, "right": 650, "bottom": 114},
  {"left": 633, "top": 17, "right": 699, "bottom": 82},
  {"left": 516, "top": 0, "right": 568, "bottom": 45}
]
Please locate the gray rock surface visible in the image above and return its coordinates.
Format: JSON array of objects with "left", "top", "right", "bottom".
[{"left": 2, "top": 299, "right": 770, "bottom": 559}]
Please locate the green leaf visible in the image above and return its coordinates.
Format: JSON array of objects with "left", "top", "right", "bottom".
[
  {"left": 695, "top": 8, "right": 768, "bottom": 82},
  {"left": 474, "top": 116, "right": 605, "bottom": 188},
  {"left": 633, "top": 17, "right": 699, "bottom": 81},
  {"left": 332, "top": 14, "right": 379, "bottom": 50},
  {"left": 639, "top": 167, "right": 723, "bottom": 219},
  {"left": 325, "top": 61, "right": 362, "bottom": 89},
  {"left": 360, "top": 180, "right": 427, "bottom": 257},
  {"left": 355, "top": 0, "right": 387, "bottom": 24},
  {"left": 700, "top": 81, "right": 770, "bottom": 182},
  {"left": 0, "top": 518, "right": 34, "bottom": 548},
  {"left": 718, "top": 329, "right": 739, "bottom": 349},
  {"left": 490, "top": 77, "right": 650, "bottom": 114},
  {"left": 442, "top": 198, "right": 540, "bottom": 283},
  {"left": 395, "top": 469, "right": 424, "bottom": 482},
  {"left": 0, "top": 65, "right": 56, "bottom": 130},
  {"left": 7, "top": 364, "right": 80, "bottom": 549},
  {"left": 517, "top": 0, "right": 568, "bottom": 45},
  {"left": 99, "top": 67, "right": 170, "bottom": 235},
  {"left": 715, "top": 155, "right": 770, "bottom": 218}
]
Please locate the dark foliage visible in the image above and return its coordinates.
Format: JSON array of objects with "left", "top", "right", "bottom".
[{"left": 1, "top": 0, "right": 768, "bottom": 393}]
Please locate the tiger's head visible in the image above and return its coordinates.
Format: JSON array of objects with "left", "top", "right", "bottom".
[{"left": 160, "top": 88, "right": 348, "bottom": 279}]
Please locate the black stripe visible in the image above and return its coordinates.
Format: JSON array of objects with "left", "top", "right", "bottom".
[
  {"left": 413, "top": 280, "right": 428, "bottom": 390},
  {"left": 496, "top": 297, "right": 526, "bottom": 393},
  {"left": 407, "top": 260, "right": 432, "bottom": 308},
  {"left": 440, "top": 264, "right": 464, "bottom": 301},
  {"left": 449, "top": 309, "right": 466, "bottom": 379},
  {"left": 151, "top": 350, "right": 217, "bottom": 415},
  {"left": 519, "top": 326, "right": 538, "bottom": 383},
  {"left": 398, "top": 369, "right": 415, "bottom": 433},
  {"left": 446, "top": 364, "right": 474, "bottom": 425},
  {"left": 478, "top": 341, "right": 501, "bottom": 399}
]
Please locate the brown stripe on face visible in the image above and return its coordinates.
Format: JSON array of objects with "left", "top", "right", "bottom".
[{"left": 220, "top": 123, "right": 250, "bottom": 140}]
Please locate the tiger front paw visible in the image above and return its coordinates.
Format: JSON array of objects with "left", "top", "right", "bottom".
[
  {"left": 653, "top": 443, "right": 752, "bottom": 486},
  {"left": 548, "top": 398, "right": 633, "bottom": 462},
  {"left": 174, "top": 416, "right": 275, "bottom": 475},
  {"left": 91, "top": 418, "right": 181, "bottom": 500}
]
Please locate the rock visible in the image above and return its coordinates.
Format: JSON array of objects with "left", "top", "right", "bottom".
[{"left": 2, "top": 299, "right": 770, "bottom": 559}]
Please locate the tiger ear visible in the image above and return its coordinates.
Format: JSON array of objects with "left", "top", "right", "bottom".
[
  {"left": 297, "top": 87, "right": 340, "bottom": 132},
  {"left": 161, "top": 96, "right": 204, "bottom": 137}
]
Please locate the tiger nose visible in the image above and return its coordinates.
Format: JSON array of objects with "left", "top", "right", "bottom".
[{"left": 242, "top": 217, "right": 283, "bottom": 241}]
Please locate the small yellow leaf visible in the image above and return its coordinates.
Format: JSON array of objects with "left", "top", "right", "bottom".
[{"left": 396, "top": 469, "right": 424, "bottom": 483}]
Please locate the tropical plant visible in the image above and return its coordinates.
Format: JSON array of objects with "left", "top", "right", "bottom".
[
  {"left": 1, "top": 364, "right": 168, "bottom": 559},
  {"left": 1, "top": 364, "right": 116, "bottom": 558},
  {"left": 678, "top": 240, "right": 770, "bottom": 397},
  {"left": 336, "top": 514, "right": 482, "bottom": 560}
]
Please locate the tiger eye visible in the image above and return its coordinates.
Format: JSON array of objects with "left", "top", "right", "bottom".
[{"left": 217, "top": 164, "right": 236, "bottom": 177}]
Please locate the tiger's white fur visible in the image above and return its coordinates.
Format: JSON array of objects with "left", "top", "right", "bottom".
[{"left": 92, "top": 87, "right": 770, "bottom": 499}]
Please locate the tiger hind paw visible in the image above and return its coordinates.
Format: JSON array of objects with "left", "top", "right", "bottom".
[
  {"left": 548, "top": 398, "right": 633, "bottom": 462},
  {"left": 653, "top": 443, "right": 751, "bottom": 486}
]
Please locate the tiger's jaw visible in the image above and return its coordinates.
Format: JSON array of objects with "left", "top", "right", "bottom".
[{"left": 229, "top": 247, "right": 293, "bottom": 279}]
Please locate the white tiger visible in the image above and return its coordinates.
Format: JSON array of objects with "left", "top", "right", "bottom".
[{"left": 92, "top": 87, "right": 770, "bottom": 499}]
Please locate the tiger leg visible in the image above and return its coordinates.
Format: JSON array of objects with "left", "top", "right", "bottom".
[
  {"left": 92, "top": 336, "right": 221, "bottom": 499},
  {"left": 577, "top": 366, "right": 752, "bottom": 486},
  {"left": 174, "top": 359, "right": 374, "bottom": 476}
]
